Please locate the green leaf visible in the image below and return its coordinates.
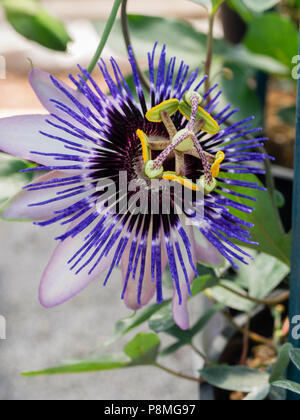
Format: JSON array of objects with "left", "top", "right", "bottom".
[
  {"left": 218, "top": 173, "right": 291, "bottom": 266},
  {"left": 210, "top": 280, "right": 254, "bottom": 312},
  {"left": 191, "top": 269, "right": 220, "bottom": 296},
  {"left": 244, "top": 13, "right": 298, "bottom": 69},
  {"left": 289, "top": 348, "right": 300, "bottom": 371},
  {"left": 219, "top": 46, "right": 288, "bottom": 76},
  {"left": 124, "top": 333, "right": 161, "bottom": 366},
  {"left": 237, "top": 252, "right": 290, "bottom": 300},
  {"left": 200, "top": 366, "right": 270, "bottom": 392},
  {"left": 242, "top": 0, "right": 280, "bottom": 12},
  {"left": 273, "top": 380, "right": 300, "bottom": 395},
  {"left": 0, "top": 0, "right": 72, "bottom": 51},
  {"left": 243, "top": 385, "right": 271, "bottom": 400},
  {"left": 22, "top": 354, "right": 131, "bottom": 376},
  {"left": 105, "top": 272, "right": 219, "bottom": 346},
  {"left": 160, "top": 303, "right": 224, "bottom": 356},
  {"left": 23, "top": 333, "right": 161, "bottom": 376},
  {"left": 270, "top": 344, "right": 293, "bottom": 383},
  {"left": 148, "top": 304, "right": 175, "bottom": 333},
  {"left": 0, "top": 154, "right": 34, "bottom": 206},
  {"left": 211, "top": 0, "right": 226, "bottom": 12},
  {"left": 269, "top": 385, "right": 286, "bottom": 400},
  {"left": 189, "top": 0, "right": 225, "bottom": 14},
  {"left": 227, "top": 0, "right": 256, "bottom": 22},
  {"left": 104, "top": 301, "right": 169, "bottom": 346},
  {"left": 218, "top": 62, "right": 263, "bottom": 124},
  {"left": 94, "top": 16, "right": 288, "bottom": 77}
]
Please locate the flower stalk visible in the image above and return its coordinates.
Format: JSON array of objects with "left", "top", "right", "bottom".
[{"left": 86, "top": 0, "right": 123, "bottom": 76}]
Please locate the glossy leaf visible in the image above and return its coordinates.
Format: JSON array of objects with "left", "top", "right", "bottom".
[
  {"left": 124, "top": 333, "right": 161, "bottom": 366},
  {"left": 244, "top": 13, "right": 298, "bottom": 69},
  {"left": 200, "top": 366, "right": 270, "bottom": 392},
  {"left": 23, "top": 333, "right": 161, "bottom": 376},
  {"left": 218, "top": 173, "right": 291, "bottom": 266},
  {"left": 149, "top": 268, "right": 220, "bottom": 337},
  {"left": 191, "top": 269, "right": 220, "bottom": 296},
  {"left": 243, "top": 385, "right": 271, "bottom": 400},
  {"left": 242, "top": 0, "right": 280, "bottom": 12},
  {"left": 289, "top": 348, "right": 300, "bottom": 371},
  {"left": 217, "top": 62, "right": 263, "bottom": 124},
  {"left": 148, "top": 304, "right": 175, "bottom": 333},
  {"left": 209, "top": 280, "right": 254, "bottom": 312},
  {"left": 0, "top": 154, "right": 34, "bottom": 206},
  {"left": 269, "top": 344, "right": 293, "bottom": 383},
  {"left": 273, "top": 380, "right": 300, "bottom": 395},
  {"left": 235, "top": 252, "right": 290, "bottom": 300},
  {"left": 94, "top": 16, "right": 288, "bottom": 76},
  {"left": 189, "top": 0, "right": 225, "bottom": 14},
  {"left": 22, "top": 354, "right": 131, "bottom": 376},
  {"left": 0, "top": 0, "right": 72, "bottom": 51},
  {"left": 160, "top": 303, "right": 224, "bottom": 356},
  {"left": 103, "top": 301, "right": 169, "bottom": 346}
]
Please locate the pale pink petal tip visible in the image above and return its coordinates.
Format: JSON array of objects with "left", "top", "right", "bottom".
[
  {"left": 194, "top": 230, "right": 224, "bottom": 268},
  {"left": 172, "top": 288, "right": 190, "bottom": 331},
  {"left": 29, "top": 68, "right": 89, "bottom": 114}
]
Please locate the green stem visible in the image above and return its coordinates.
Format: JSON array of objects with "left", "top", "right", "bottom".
[
  {"left": 219, "top": 283, "right": 290, "bottom": 307},
  {"left": 155, "top": 362, "right": 204, "bottom": 383},
  {"left": 86, "top": 0, "right": 123, "bottom": 76},
  {"left": 220, "top": 309, "right": 275, "bottom": 348},
  {"left": 121, "top": 0, "right": 151, "bottom": 91},
  {"left": 204, "top": 13, "right": 215, "bottom": 96},
  {"left": 190, "top": 343, "right": 212, "bottom": 365}
]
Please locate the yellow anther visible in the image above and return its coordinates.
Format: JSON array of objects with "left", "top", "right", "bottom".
[
  {"left": 136, "top": 129, "right": 151, "bottom": 163},
  {"left": 178, "top": 102, "right": 220, "bottom": 135},
  {"left": 211, "top": 151, "right": 225, "bottom": 178},
  {"left": 162, "top": 171, "right": 199, "bottom": 191},
  {"left": 145, "top": 99, "right": 180, "bottom": 123}
]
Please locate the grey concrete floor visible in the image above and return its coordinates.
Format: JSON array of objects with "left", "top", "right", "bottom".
[{"left": 0, "top": 220, "right": 198, "bottom": 400}]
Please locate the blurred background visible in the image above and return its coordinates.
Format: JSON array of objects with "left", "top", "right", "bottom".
[{"left": 0, "top": 0, "right": 298, "bottom": 400}]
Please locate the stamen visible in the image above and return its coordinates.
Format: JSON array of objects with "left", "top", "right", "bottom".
[
  {"left": 162, "top": 172, "right": 199, "bottom": 191},
  {"left": 136, "top": 129, "right": 151, "bottom": 163},
  {"left": 179, "top": 101, "right": 220, "bottom": 135},
  {"left": 145, "top": 99, "right": 179, "bottom": 122},
  {"left": 211, "top": 151, "right": 225, "bottom": 178}
]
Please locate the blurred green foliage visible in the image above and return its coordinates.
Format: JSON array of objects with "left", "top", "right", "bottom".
[{"left": 0, "top": 0, "right": 72, "bottom": 51}]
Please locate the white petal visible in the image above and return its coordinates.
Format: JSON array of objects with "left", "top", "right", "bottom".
[
  {"left": 1, "top": 171, "right": 84, "bottom": 221},
  {"left": 39, "top": 216, "right": 118, "bottom": 308},
  {"left": 0, "top": 115, "right": 88, "bottom": 166},
  {"left": 193, "top": 227, "right": 225, "bottom": 267},
  {"left": 121, "top": 224, "right": 168, "bottom": 310},
  {"left": 29, "top": 69, "right": 89, "bottom": 114},
  {"left": 172, "top": 228, "right": 197, "bottom": 330}
]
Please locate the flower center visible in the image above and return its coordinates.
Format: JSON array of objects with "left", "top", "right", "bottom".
[{"left": 137, "top": 91, "right": 224, "bottom": 193}]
